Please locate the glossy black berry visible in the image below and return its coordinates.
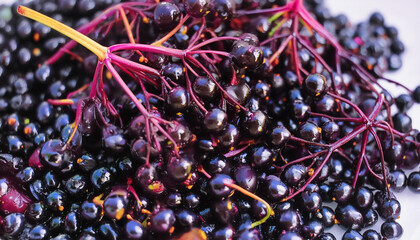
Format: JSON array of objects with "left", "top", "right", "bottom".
[
  {"left": 321, "top": 121, "right": 339, "bottom": 143},
  {"left": 46, "top": 190, "right": 67, "bottom": 212},
  {"left": 291, "top": 100, "right": 310, "bottom": 121},
  {"left": 363, "top": 208, "right": 379, "bottom": 227},
  {"left": 28, "top": 224, "right": 49, "bottom": 240},
  {"left": 25, "top": 202, "right": 47, "bottom": 223},
  {"left": 277, "top": 210, "right": 301, "bottom": 231},
  {"left": 2, "top": 213, "right": 26, "bottom": 237},
  {"left": 377, "top": 198, "right": 401, "bottom": 220},
  {"left": 90, "top": 167, "right": 112, "bottom": 191},
  {"left": 299, "top": 122, "right": 320, "bottom": 142},
  {"left": 234, "top": 165, "right": 257, "bottom": 192},
  {"left": 263, "top": 175, "right": 289, "bottom": 202},
  {"left": 388, "top": 170, "right": 407, "bottom": 192},
  {"left": 242, "top": 110, "right": 268, "bottom": 137},
  {"left": 103, "top": 193, "right": 127, "bottom": 220},
  {"left": 184, "top": 192, "right": 200, "bottom": 209},
  {"left": 283, "top": 164, "right": 306, "bottom": 187},
  {"left": 209, "top": 174, "right": 233, "bottom": 198},
  {"left": 149, "top": 209, "right": 176, "bottom": 233},
  {"left": 317, "top": 233, "right": 336, "bottom": 240},
  {"left": 342, "top": 229, "right": 362, "bottom": 240},
  {"left": 204, "top": 108, "right": 228, "bottom": 132},
  {"left": 167, "top": 86, "right": 189, "bottom": 112},
  {"left": 166, "top": 156, "right": 193, "bottom": 182},
  {"left": 407, "top": 171, "right": 420, "bottom": 192},
  {"left": 98, "top": 222, "right": 119, "bottom": 240},
  {"left": 413, "top": 85, "right": 420, "bottom": 102},
  {"left": 304, "top": 74, "right": 327, "bottom": 97},
  {"left": 125, "top": 220, "right": 145, "bottom": 240},
  {"left": 381, "top": 220, "right": 403, "bottom": 239},
  {"left": 213, "top": 226, "right": 235, "bottom": 240},
  {"left": 230, "top": 41, "right": 264, "bottom": 69},
  {"left": 393, "top": 113, "right": 412, "bottom": 133},
  {"left": 362, "top": 229, "right": 381, "bottom": 240},
  {"left": 81, "top": 201, "right": 101, "bottom": 222},
  {"left": 65, "top": 174, "right": 86, "bottom": 196},
  {"left": 64, "top": 211, "right": 78, "bottom": 233},
  {"left": 176, "top": 209, "right": 198, "bottom": 228},
  {"left": 332, "top": 182, "right": 353, "bottom": 203},
  {"left": 249, "top": 145, "right": 275, "bottom": 168},
  {"left": 301, "top": 220, "right": 323, "bottom": 239},
  {"left": 218, "top": 124, "right": 240, "bottom": 148},
  {"left": 154, "top": 2, "right": 181, "bottom": 31},
  {"left": 335, "top": 204, "right": 363, "bottom": 229},
  {"left": 40, "top": 139, "right": 72, "bottom": 170},
  {"left": 208, "top": 0, "right": 235, "bottom": 21},
  {"left": 300, "top": 190, "right": 322, "bottom": 213},
  {"left": 395, "top": 94, "right": 413, "bottom": 112},
  {"left": 278, "top": 231, "right": 303, "bottom": 240},
  {"left": 193, "top": 76, "right": 217, "bottom": 100},
  {"left": 184, "top": 0, "right": 209, "bottom": 18},
  {"left": 269, "top": 125, "right": 291, "bottom": 148},
  {"left": 353, "top": 187, "right": 373, "bottom": 209},
  {"left": 314, "top": 206, "right": 335, "bottom": 228}
]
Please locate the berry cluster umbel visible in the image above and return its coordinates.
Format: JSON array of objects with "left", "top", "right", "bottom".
[{"left": 0, "top": 0, "right": 418, "bottom": 239}]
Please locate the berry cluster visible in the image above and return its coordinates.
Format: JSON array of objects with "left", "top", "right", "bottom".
[{"left": 1, "top": 0, "right": 420, "bottom": 239}]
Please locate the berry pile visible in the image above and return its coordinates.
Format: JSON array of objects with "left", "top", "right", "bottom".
[{"left": 1, "top": 0, "right": 420, "bottom": 239}]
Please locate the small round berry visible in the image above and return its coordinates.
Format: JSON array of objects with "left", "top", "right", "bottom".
[
  {"left": 377, "top": 198, "right": 401, "bottom": 220},
  {"left": 149, "top": 209, "right": 176, "bottom": 233},
  {"left": 234, "top": 165, "right": 257, "bottom": 192},
  {"left": 153, "top": 2, "right": 181, "bottom": 31},
  {"left": 395, "top": 94, "right": 413, "bottom": 112},
  {"left": 269, "top": 125, "right": 291, "bottom": 148},
  {"left": 392, "top": 113, "right": 412, "bottom": 133},
  {"left": 301, "top": 220, "right": 323, "bottom": 239},
  {"left": 184, "top": 0, "right": 209, "bottom": 18},
  {"left": 230, "top": 41, "right": 264, "bottom": 69},
  {"left": 277, "top": 210, "right": 301, "bottom": 231},
  {"left": 322, "top": 121, "right": 340, "bottom": 143},
  {"left": 208, "top": 0, "right": 235, "bottom": 21},
  {"left": 2, "top": 213, "right": 26, "bottom": 237},
  {"left": 314, "top": 206, "right": 335, "bottom": 228},
  {"left": 263, "top": 175, "right": 289, "bottom": 202},
  {"left": 299, "top": 122, "right": 320, "bottom": 142},
  {"left": 283, "top": 164, "right": 306, "bottom": 187},
  {"left": 381, "top": 220, "right": 403, "bottom": 239},
  {"left": 388, "top": 170, "right": 407, "bottom": 193},
  {"left": 317, "top": 233, "right": 336, "bottom": 240},
  {"left": 335, "top": 204, "right": 363, "bottom": 229},
  {"left": 81, "top": 201, "right": 101, "bottom": 222},
  {"left": 369, "top": 12, "right": 385, "bottom": 25},
  {"left": 167, "top": 86, "right": 189, "bottom": 112},
  {"left": 278, "top": 231, "right": 303, "bottom": 240},
  {"left": 242, "top": 110, "right": 268, "bottom": 137},
  {"left": 193, "top": 76, "right": 217, "bottom": 100},
  {"left": 304, "top": 74, "right": 327, "bottom": 97},
  {"left": 408, "top": 171, "right": 420, "bottom": 192},
  {"left": 353, "top": 187, "right": 373, "bottom": 209},
  {"left": 412, "top": 85, "right": 420, "bottom": 102},
  {"left": 204, "top": 108, "right": 228, "bottom": 132},
  {"left": 125, "top": 220, "right": 145, "bottom": 240},
  {"left": 363, "top": 229, "right": 381, "bottom": 240},
  {"left": 342, "top": 229, "right": 363, "bottom": 240},
  {"left": 28, "top": 225, "right": 49, "bottom": 240},
  {"left": 209, "top": 174, "right": 233, "bottom": 198}
]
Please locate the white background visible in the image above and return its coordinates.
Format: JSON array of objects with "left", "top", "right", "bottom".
[
  {"left": 326, "top": 1, "right": 420, "bottom": 239},
  {"left": 3, "top": 0, "right": 420, "bottom": 239}
]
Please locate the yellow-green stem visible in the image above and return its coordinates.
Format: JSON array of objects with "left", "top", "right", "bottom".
[
  {"left": 223, "top": 179, "right": 273, "bottom": 228},
  {"left": 17, "top": 6, "right": 107, "bottom": 60}
]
